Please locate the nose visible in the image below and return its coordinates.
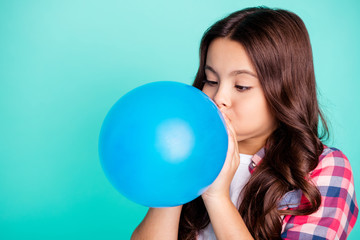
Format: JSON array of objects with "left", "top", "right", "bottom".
[{"left": 213, "top": 87, "right": 231, "bottom": 110}]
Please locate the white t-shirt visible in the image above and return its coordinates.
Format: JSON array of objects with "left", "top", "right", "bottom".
[{"left": 197, "top": 153, "right": 253, "bottom": 240}]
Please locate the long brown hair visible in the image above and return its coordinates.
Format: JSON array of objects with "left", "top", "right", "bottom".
[{"left": 178, "top": 6, "right": 328, "bottom": 239}]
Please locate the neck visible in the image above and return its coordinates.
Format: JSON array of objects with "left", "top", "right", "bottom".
[{"left": 237, "top": 138, "right": 266, "bottom": 155}]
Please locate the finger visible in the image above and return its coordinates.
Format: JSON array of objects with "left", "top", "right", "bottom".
[
  {"left": 220, "top": 113, "right": 240, "bottom": 161},
  {"left": 221, "top": 113, "right": 237, "bottom": 144},
  {"left": 220, "top": 113, "right": 240, "bottom": 165},
  {"left": 221, "top": 114, "right": 234, "bottom": 145},
  {"left": 220, "top": 112, "right": 232, "bottom": 132}
]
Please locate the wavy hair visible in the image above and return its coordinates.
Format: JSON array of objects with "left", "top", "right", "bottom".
[{"left": 178, "top": 6, "right": 329, "bottom": 240}]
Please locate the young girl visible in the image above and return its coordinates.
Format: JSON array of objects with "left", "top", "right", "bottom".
[{"left": 131, "top": 7, "right": 358, "bottom": 239}]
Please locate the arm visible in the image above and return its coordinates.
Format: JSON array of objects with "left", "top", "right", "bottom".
[
  {"left": 203, "top": 196, "right": 253, "bottom": 240},
  {"left": 201, "top": 112, "right": 253, "bottom": 240},
  {"left": 131, "top": 205, "right": 183, "bottom": 240},
  {"left": 281, "top": 148, "right": 359, "bottom": 239}
]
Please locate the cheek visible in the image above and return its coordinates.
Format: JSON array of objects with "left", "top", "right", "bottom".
[
  {"left": 202, "top": 87, "right": 213, "bottom": 98},
  {"left": 232, "top": 95, "right": 259, "bottom": 119},
  {"left": 232, "top": 95, "right": 274, "bottom": 133},
  {"left": 232, "top": 100, "right": 258, "bottom": 128},
  {"left": 202, "top": 87, "right": 219, "bottom": 105}
]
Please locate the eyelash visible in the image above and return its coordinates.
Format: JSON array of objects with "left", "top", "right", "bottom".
[{"left": 202, "top": 79, "right": 251, "bottom": 92}]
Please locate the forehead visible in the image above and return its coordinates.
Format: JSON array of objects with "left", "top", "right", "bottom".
[{"left": 206, "top": 38, "right": 255, "bottom": 71}]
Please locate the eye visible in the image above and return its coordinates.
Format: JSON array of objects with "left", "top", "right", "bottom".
[
  {"left": 235, "top": 85, "right": 251, "bottom": 92},
  {"left": 202, "top": 79, "right": 218, "bottom": 86},
  {"left": 203, "top": 79, "right": 251, "bottom": 92}
]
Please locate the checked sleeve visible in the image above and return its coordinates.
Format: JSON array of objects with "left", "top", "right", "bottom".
[{"left": 281, "top": 147, "right": 358, "bottom": 240}]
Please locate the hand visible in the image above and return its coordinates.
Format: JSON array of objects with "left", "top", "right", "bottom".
[{"left": 201, "top": 111, "right": 240, "bottom": 202}]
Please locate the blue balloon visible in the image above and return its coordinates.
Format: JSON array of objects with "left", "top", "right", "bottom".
[{"left": 98, "top": 81, "right": 228, "bottom": 207}]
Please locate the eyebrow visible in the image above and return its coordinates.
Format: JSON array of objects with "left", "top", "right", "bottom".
[{"left": 205, "top": 65, "right": 257, "bottom": 78}]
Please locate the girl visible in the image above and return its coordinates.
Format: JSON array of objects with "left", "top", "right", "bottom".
[{"left": 132, "top": 7, "right": 358, "bottom": 239}]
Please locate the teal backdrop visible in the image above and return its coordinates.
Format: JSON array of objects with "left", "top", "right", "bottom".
[{"left": 1, "top": 0, "right": 359, "bottom": 239}]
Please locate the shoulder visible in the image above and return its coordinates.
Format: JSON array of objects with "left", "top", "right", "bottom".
[
  {"left": 309, "top": 146, "right": 356, "bottom": 200},
  {"left": 310, "top": 146, "right": 353, "bottom": 182},
  {"left": 318, "top": 146, "right": 349, "bottom": 167}
]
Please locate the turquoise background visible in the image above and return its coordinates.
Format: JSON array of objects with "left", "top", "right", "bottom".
[{"left": 0, "top": 0, "right": 359, "bottom": 239}]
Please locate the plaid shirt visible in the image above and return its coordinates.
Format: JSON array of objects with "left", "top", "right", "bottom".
[{"left": 249, "top": 146, "right": 358, "bottom": 239}]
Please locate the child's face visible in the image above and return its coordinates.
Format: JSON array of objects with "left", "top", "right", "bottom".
[{"left": 202, "top": 37, "right": 277, "bottom": 154}]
